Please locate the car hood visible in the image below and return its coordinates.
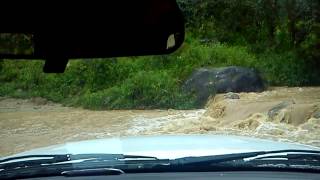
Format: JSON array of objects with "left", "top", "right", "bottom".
[{"left": 3, "top": 135, "right": 320, "bottom": 159}]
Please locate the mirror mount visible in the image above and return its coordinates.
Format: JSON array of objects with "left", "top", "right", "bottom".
[{"left": 43, "top": 58, "right": 69, "bottom": 73}]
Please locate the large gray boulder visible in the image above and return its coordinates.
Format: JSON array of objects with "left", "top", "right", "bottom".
[{"left": 183, "top": 66, "right": 265, "bottom": 107}]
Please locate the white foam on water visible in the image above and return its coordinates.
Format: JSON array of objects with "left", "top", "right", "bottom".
[{"left": 126, "top": 109, "right": 206, "bottom": 135}]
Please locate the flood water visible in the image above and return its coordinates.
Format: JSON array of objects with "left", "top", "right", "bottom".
[{"left": 1, "top": 87, "right": 320, "bottom": 156}]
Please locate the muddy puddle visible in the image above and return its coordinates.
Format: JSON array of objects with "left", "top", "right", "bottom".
[{"left": 1, "top": 87, "right": 320, "bottom": 156}]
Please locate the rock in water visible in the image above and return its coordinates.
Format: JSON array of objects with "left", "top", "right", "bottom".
[
  {"left": 224, "top": 92, "right": 240, "bottom": 99},
  {"left": 183, "top": 66, "right": 265, "bottom": 107},
  {"left": 267, "top": 100, "right": 295, "bottom": 122}
]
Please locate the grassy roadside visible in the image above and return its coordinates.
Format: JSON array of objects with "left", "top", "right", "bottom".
[{"left": 0, "top": 38, "right": 318, "bottom": 109}]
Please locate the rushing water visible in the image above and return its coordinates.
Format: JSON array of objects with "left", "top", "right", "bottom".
[{"left": 1, "top": 87, "right": 320, "bottom": 156}]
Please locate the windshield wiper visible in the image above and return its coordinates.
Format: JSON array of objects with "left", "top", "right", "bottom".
[
  {"left": 2, "top": 150, "right": 318, "bottom": 170},
  {"left": 172, "top": 149, "right": 320, "bottom": 167},
  {"left": 0, "top": 154, "right": 159, "bottom": 170},
  {"left": 0, "top": 154, "right": 72, "bottom": 170},
  {"left": 0, "top": 154, "right": 168, "bottom": 179},
  {"left": 1, "top": 150, "right": 320, "bottom": 179},
  {"left": 61, "top": 168, "right": 125, "bottom": 176}
]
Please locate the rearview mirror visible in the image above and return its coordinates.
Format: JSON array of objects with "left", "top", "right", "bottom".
[{"left": 0, "top": 0, "right": 184, "bottom": 73}]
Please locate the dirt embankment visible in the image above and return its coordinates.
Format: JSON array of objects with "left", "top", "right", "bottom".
[{"left": 1, "top": 87, "right": 320, "bottom": 156}]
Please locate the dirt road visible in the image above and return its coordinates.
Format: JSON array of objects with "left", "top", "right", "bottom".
[{"left": 1, "top": 87, "right": 320, "bottom": 156}]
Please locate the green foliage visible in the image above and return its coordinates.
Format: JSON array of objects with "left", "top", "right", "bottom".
[
  {"left": 255, "top": 51, "right": 315, "bottom": 86},
  {"left": 80, "top": 71, "right": 195, "bottom": 110},
  {"left": 0, "top": 33, "right": 33, "bottom": 55},
  {"left": 1, "top": 38, "right": 317, "bottom": 109},
  {"left": 169, "top": 41, "right": 257, "bottom": 80},
  {"left": 1, "top": 0, "right": 319, "bottom": 109}
]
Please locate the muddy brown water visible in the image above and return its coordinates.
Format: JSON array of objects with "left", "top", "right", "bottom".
[{"left": 1, "top": 87, "right": 320, "bottom": 157}]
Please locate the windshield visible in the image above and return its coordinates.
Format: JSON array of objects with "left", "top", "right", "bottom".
[{"left": 1, "top": 0, "right": 320, "bottom": 177}]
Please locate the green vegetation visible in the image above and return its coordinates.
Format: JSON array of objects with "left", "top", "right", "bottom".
[{"left": 1, "top": 0, "right": 319, "bottom": 109}]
